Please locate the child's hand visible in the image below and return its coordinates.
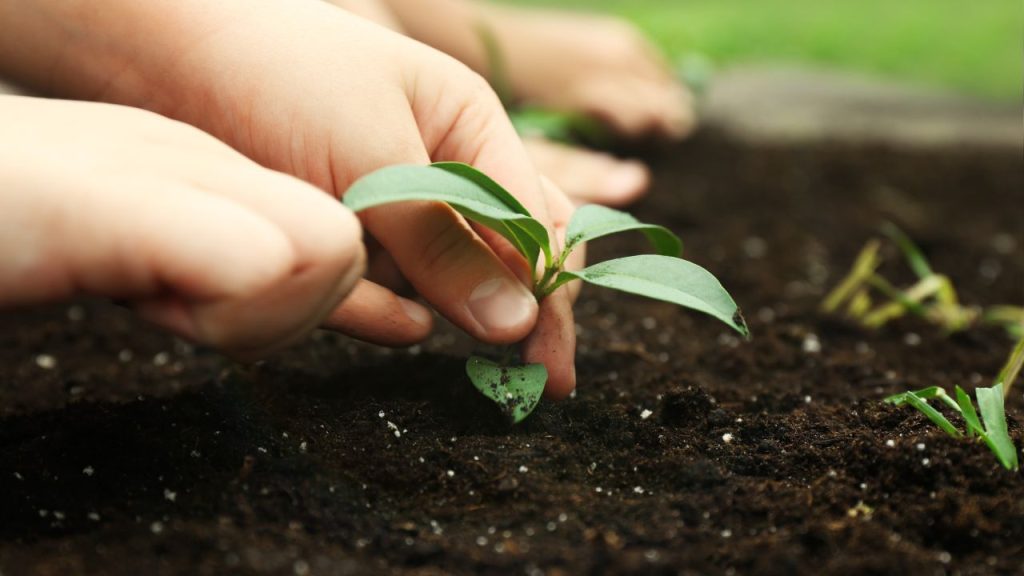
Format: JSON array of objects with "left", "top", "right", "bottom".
[
  {"left": 1, "top": 0, "right": 578, "bottom": 395},
  {"left": 0, "top": 95, "right": 425, "bottom": 358},
  {"left": 377, "top": 0, "right": 696, "bottom": 139}
]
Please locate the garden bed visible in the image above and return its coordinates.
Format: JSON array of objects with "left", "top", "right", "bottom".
[{"left": 1, "top": 131, "right": 1021, "bottom": 575}]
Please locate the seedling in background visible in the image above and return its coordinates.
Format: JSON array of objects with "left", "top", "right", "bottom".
[
  {"left": 884, "top": 338, "right": 1022, "bottom": 471},
  {"left": 344, "top": 162, "right": 748, "bottom": 423},
  {"left": 822, "top": 223, "right": 1024, "bottom": 338}
]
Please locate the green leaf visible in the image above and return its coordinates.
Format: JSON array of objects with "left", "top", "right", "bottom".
[
  {"left": 552, "top": 255, "right": 748, "bottom": 338},
  {"left": 898, "top": 391, "right": 963, "bottom": 438},
  {"left": 466, "top": 356, "right": 547, "bottom": 424},
  {"left": 343, "top": 164, "right": 550, "bottom": 268},
  {"left": 885, "top": 386, "right": 960, "bottom": 412},
  {"left": 976, "top": 384, "right": 1019, "bottom": 471},
  {"left": 954, "top": 386, "right": 984, "bottom": 438},
  {"left": 881, "top": 222, "right": 934, "bottom": 280},
  {"left": 563, "top": 204, "right": 682, "bottom": 261}
]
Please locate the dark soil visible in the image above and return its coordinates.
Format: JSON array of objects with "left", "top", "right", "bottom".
[{"left": 1, "top": 132, "right": 1022, "bottom": 576}]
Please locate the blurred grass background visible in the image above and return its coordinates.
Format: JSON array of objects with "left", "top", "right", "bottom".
[{"left": 506, "top": 0, "right": 1021, "bottom": 101}]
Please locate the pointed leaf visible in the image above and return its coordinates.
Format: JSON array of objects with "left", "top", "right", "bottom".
[
  {"left": 976, "top": 384, "right": 1019, "bottom": 470},
  {"left": 954, "top": 386, "right": 983, "bottom": 438},
  {"left": 466, "top": 356, "right": 547, "bottom": 424},
  {"left": 881, "top": 222, "right": 934, "bottom": 279},
  {"left": 431, "top": 162, "right": 550, "bottom": 267},
  {"left": 899, "top": 391, "right": 962, "bottom": 438},
  {"left": 343, "top": 164, "right": 549, "bottom": 267},
  {"left": 552, "top": 255, "right": 748, "bottom": 338},
  {"left": 564, "top": 204, "right": 682, "bottom": 260}
]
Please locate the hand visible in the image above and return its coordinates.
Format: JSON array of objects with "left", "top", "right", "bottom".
[
  {"left": 0, "top": 0, "right": 580, "bottom": 396},
  {"left": 378, "top": 0, "right": 696, "bottom": 139},
  {"left": 0, "top": 95, "right": 381, "bottom": 358}
]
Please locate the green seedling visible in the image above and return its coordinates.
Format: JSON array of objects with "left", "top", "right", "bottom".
[
  {"left": 822, "top": 223, "right": 1023, "bottom": 337},
  {"left": 344, "top": 162, "right": 748, "bottom": 423},
  {"left": 884, "top": 338, "right": 1022, "bottom": 471}
]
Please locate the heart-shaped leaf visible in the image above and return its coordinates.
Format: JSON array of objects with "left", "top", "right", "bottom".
[
  {"left": 551, "top": 255, "right": 749, "bottom": 337},
  {"left": 466, "top": 356, "right": 547, "bottom": 424},
  {"left": 343, "top": 164, "right": 550, "bottom": 268},
  {"left": 564, "top": 204, "right": 682, "bottom": 259}
]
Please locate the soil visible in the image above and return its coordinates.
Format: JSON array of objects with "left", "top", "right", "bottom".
[{"left": 1, "top": 131, "right": 1022, "bottom": 576}]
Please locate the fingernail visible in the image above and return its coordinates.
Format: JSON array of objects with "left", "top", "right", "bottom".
[
  {"left": 467, "top": 277, "right": 536, "bottom": 335},
  {"left": 399, "top": 297, "right": 432, "bottom": 327}
]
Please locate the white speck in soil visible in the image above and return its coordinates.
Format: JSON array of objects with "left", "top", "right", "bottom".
[
  {"left": 82, "top": 466, "right": 94, "bottom": 476},
  {"left": 518, "top": 465, "right": 528, "bottom": 473},
  {"left": 721, "top": 529, "right": 733, "bottom": 538},
  {"left": 756, "top": 307, "right": 775, "bottom": 324},
  {"left": 903, "top": 333, "right": 921, "bottom": 346},
  {"left": 742, "top": 236, "right": 767, "bottom": 259},
  {"left": 855, "top": 342, "right": 872, "bottom": 355},
  {"left": 13, "top": 472, "right": 22, "bottom": 481},
  {"left": 52, "top": 511, "right": 65, "bottom": 520},
  {"left": 633, "top": 486, "right": 645, "bottom": 494},
  {"left": 476, "top": 536, "right": 487, "bottom": 546},
  {"left": 595, "top": 487, "right": 603, "bottom": 493},
  {"left": 293, "top": 560, "right": 310, "bottom": 576},
  {"left": 644, "top": 550, "right": 661, "bottom": 562},
  {"left": 827, "top": 470, "right": 838, "bottom": 478},
  {"left": 378, "top": 410, "right": 385, "bottom": 418},
  {"left": 992, "top": 233, "right": 1017, "bottom": 254},
  {"left": 922, "top": 458, "right": 931, "bottom": 466},
  {"left": 558, "top": 513, "right": 568, "bottom": 523},
  {"left": 801, "top": 334, "right": 821, "bottom": 354},
  {"left": 163, "top": 489, "right": 177, "bottom": 502},
  {"left": 546, "top": 521, "right": 557, "bottom": 532},
  {"left": 640, "top": 409, "right": 653, "bottom": 420},
  {"left": 938, "top": 552, "right": 952, "bottom": 564},
  {"left": 641, "top": 317, "right": 657, "bottom": 330},
  {"left": 150, "top": 521, "right": 164, "bottom": 534},
  {"left": 859, "top": 483, "right": 867, "bottom": 490},
  {"left": 35, "top": 354, "right": 57, "bottom": 370},
  {"left": 67, "top": 305, "right": 85, "bottom": 322},
  {"left": 38, "top": 510, "right": 48, "bottom": 518},
  {"left": 152, "top": 352, "right": 170, "bottom": 367},
  {"left": 721, "top": 433, "right": 734, "bottom": 444},
  {"left": 446, "top": 470, "right": 454, "bottom": 478},
  {"left": 257, "top": 447, "right": 267, "bottom": 454},
  {"left": 88, "top": 512, "right": 100, "bottom": 521},
  {"left": 885, "top": 439, "right": 896, "bottom": 447},
  {"left": 299, "top": 442, "right": 308, "bottom": 453},
  {"left": 916, "top": 443, "right": 926, "bottom": 451}
]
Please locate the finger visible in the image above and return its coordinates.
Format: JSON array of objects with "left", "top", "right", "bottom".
[
  {"left": 523, "top": 137, "right": 650, "bottom": 207},
  {"left": 522, "top": 287, "right": 576, "bottom": 399},
  {"left": 336, "top": 99, "right": 539, "bottom": 344},
  {"left": 322, "top": 279, "right": 433, "bottom": 346}
]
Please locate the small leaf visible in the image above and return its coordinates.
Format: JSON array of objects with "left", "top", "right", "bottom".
[
  {"left": 564, "top": 204, "right": 682, "bottom": 259},
  {"left": 900, "top": 391, "right": 962, "bottom": 438},
  {"left": 976, "top": 384, "right": 1019, "bottom": 471},
  {"left": 881, "top": 222, "right": 934, "bottom": 280},
  {"left": 466, "top": 356, "right": 547, "bottom": 424},
  {"left": 884, "top": 386, "right": 943, "bottom": 405},
  {"left": 343, "top": 164, "right": 550, "bottom": 268},
  {"left": 954, "top": 386, "right": 983, "bottom": 438},
  {"left": 553, "top": 255, "right": 748, "bottom": 337}
]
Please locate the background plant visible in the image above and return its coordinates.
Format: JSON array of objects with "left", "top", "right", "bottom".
[
  {"left": 344, "top": 162, "right": 748, "bottom": 422},
  {"left": 822, "top": 223, "right": 1023, "bottom": 338}
]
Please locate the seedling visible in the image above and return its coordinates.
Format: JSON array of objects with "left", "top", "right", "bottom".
[
  {"left": 884, "top": 337, "right": 1022, "bottom": 471},
  {"left": 344, "top": 162, "right": 748, "bottom": 423},
  {"left": 822, "top": 223, "right": 1024, "bottom": 337}
]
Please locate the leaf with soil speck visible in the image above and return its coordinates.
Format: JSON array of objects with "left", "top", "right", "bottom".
[{"left": 466, "top": 356, "right": 546, "bottom": 424}]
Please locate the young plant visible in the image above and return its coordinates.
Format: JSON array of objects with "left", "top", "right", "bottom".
[
  {"left": 344, "top": 162, "right": 749, "bottom": 423},
  {"left": 884, "top": 337, "right": 1022, "bottom": 471},
  {"left": 822, "top": 223, "right": 1024, "bottom": 338}
]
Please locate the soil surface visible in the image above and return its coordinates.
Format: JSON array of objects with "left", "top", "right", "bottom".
[{"left": 1, "top": 132, "right": 1022, "bottom": 575}]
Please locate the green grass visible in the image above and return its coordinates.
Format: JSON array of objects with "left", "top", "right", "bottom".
[{"left": 505, "top": 0, "right": 1021, "bottom": 101}]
